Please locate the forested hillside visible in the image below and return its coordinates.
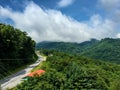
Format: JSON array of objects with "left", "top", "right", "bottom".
[
  {"left": 81, "top": 38, "right": 120, "bottom": 63},
  {"left": 12, "top": 50, "right": 120, "bottom": 90},
  {"left": 36, "top": 39, "right": 98, "bottom": 54},
  {"left": 36, "top": 38, "right": 120, "bottom": 63},
  {"left": 0, "top": 23, "right": 37, "bottom": 79}
]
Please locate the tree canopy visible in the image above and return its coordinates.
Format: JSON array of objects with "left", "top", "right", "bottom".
[
  {"left": 0, "top": 23, "right": 37, "bottom": 79},
  {"left": 12, "top": 50, "right": 120, "bottom": 90}
]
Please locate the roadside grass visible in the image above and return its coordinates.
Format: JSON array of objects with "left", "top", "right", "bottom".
[
  {"left": 10, "top": 61, "right": 34, "bottom": 74},
  {"left": 2, "top": 53, "right": 47, "bottom": 90},
  {"left": 31, "top": 56, "right": 47, "bottom": 72},
  {"left": 0, "top": 61, "right": 36, "bottom": 81},
  {"left": 31, "top": 61, "right": 44, "bottom": 72}
]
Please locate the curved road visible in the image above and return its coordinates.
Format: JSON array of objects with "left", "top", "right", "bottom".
[{"left": 0, "top": 55, "right": 46, "bottom": 90}]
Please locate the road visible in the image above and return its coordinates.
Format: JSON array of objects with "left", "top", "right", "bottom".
[{"left": 0, "top": 54, "right": 46, "bottom": 90}]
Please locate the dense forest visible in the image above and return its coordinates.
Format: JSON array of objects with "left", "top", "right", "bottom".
[
  {"left": 36, "top": 39, "right": 98, "bottom": 54},
  {"left": 81, "top": 38, "right": 120, "bottom": 63},
  {"left": 36, "top": 38, "right": 120, "bottom": 63},
  {"left": 0, "top": 23, "right": 37, "bottom": 79},
  {"left": 12, "top": 50, "right": 120, "bottom": 90}
]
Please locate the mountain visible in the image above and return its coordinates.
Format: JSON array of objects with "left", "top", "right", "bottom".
[
  {"left": 36, "top": 38, "right": 120, "bottom": 63},
  {"left": 81, "top": 38, "right": 120, "bottom": 63},
  {"left": 36, "top": 39, "right": 98, "bottom": 54}
]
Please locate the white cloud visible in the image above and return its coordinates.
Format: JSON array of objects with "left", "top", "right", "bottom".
[
  {"left": 116, "top": 33, "right": 120, "bottom": 38},
  {"left": 57, "top": 0, "right": 75, "bottom": 8},
  {"left": 98, "top": 0, "right": 120, "bottom": 18},
  {"left": 0, "top": 2, "right": 118, "bottom": 43},
  {"left": 98, "top": 0, "right": 120, "bottom": 30},
  {"left": 98, "top": 0, "right": 120, "bottom": 11}
]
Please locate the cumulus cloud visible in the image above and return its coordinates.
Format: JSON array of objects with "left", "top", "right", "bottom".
[
  {"left": 0, "top": 2, "right": 118, "bottom": 42},
  {"left": 98, "top": 0, "right": 120, "bottom": 20},
  {"left": 98, "top": 0, "right": 120, "bottom": 34},
  {"left": 116, "top": 33, "right": 120, "bottom": 38},
  {"left": 98, "top": 0, "right": 120, "bottom": 11},
  {"left": 57, "top": 0, "right": 75, "bottom": 8}
]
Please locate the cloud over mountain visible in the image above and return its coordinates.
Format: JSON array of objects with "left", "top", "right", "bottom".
[{"left": 0, "top": 1, "right": 118, "bottom": 42}]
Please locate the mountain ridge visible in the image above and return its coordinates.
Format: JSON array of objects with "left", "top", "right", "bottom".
[{"left": 36, "top": 38, "right": 120, "bottom": 63}]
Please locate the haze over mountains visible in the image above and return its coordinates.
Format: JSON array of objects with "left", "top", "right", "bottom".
[
  {"left": 1, "top": 0, "right": 120, "bottom": 42},
  {"left": 36, "top": 38, "right": 120, "bottom": 63}
]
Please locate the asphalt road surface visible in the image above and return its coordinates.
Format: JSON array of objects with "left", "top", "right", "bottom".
[{"left": 0, "top": 55, "right": 46, "bottom": 90}]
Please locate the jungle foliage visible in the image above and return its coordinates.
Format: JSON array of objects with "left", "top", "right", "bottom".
[
  {"left": 12, "top": 50, "right": 120, "bottom": 90},
  {"left": 36, "top": 38, "right": 120, "bottom": 63},
  {"left": 0, "top": 23, "right": 37, "bottom": 79}
]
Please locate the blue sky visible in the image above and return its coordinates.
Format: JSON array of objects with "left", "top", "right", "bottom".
[
  {"left": 0, "top": 0, "right": 99, "bottom": 21},
  {"left": 0, "top": 0, "right": 120, "bottom": 42}
]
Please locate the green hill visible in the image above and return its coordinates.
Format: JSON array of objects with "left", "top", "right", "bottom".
[
  {"left": 81, "top": 38, "right": 120, "bottom": 63},
  {"left": 36, "top": 38, "right": 120, "bottom": 63},
  {"left": 0, "top": 23, "right": 37, "bottom": 79},
  {"left": 36, "top": 39, "right": 98, "bottom": 54},
  {"left": 12, "top": 51, "right": 120, "bottom": 90}
]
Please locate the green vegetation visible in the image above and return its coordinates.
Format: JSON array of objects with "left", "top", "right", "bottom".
[
  {"left": 1, "top": 23, "right": 120, "bottom": 89},
  {"left": 81, "top": 38, "right": 120, "bottom": 63},
  {"left": 36, "top": 39, "right": 98, "bottom": 54},
  {"left": 36, "top": 38, "right": 120, "bottom": 63},
  {"left": 0, "top": 23, "right": 37, "bottom": 79},
  {"left": 12, "top": 50, "right": 120, "bottom": 90}
]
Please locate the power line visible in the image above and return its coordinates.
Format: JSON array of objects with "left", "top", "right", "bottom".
[
  {"left": 0, "top": 74, "right": 4, "bottom": 79},
  {"left": 0, "top": 65, "right": 13, "bottom": 78},
  {"left": 0, "top": 59, "right": 31, "bottom": 60}
]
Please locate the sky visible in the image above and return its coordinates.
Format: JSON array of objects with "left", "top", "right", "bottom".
[{"left": 0, "top": 0, "right": 120, "bottom": 42}]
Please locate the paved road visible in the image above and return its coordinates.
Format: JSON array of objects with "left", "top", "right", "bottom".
[{"left": 0, "top": 54, "right": 46, "bottom": 90}]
